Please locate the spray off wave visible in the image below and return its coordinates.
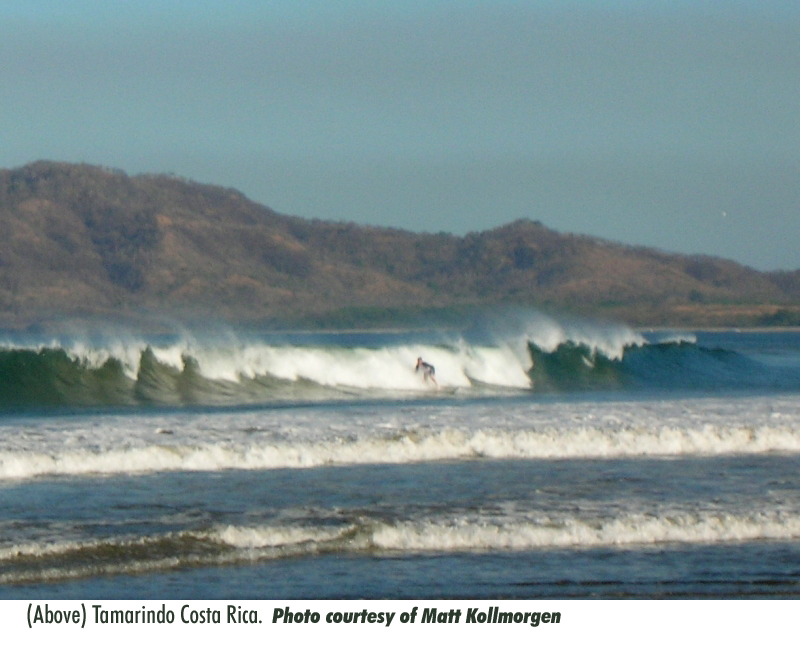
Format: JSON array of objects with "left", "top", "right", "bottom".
[{"left": 0, "top": 332, "right": 534, "bottom": 409}]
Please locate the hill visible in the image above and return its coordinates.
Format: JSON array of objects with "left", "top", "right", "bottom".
[{"left": 0, "top": 160, "right": 798, "bottom": 331}]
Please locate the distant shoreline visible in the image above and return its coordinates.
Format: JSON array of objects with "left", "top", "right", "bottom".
[
  {"left": 637, "top": 326, "right": 800, "bottom": 333},
  {"left": 2, "top": 320, "right": 800, "bottom": 338}
]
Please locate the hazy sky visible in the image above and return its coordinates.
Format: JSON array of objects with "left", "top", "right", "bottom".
[{"left": 2, "top": 0, "right": 798, "bottom": 270}]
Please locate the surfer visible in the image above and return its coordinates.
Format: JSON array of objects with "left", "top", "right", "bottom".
[{"left": 415, "top": 357, "right": 437, "bottom": 385}]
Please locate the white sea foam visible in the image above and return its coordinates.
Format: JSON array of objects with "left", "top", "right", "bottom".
[
  {"left": 213, "top": 523, "right": 355, "bottom": 549},
  {"left": 650, "top": 331, "right": 698, "bottom": 345},
  {"left": 170, "top": 340, "right": 533, "bottom": 391},
  {"left": 1, "top": 394, "right": 800, "bottom": 481},
  {"left": 370, "top": 510, "right": 800, "bottom": 551},
  {"left": 3, "top": 507, "right": 799, "bottom": 584}
]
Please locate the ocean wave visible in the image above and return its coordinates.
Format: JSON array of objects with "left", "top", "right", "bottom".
[
  {"left": 3, "top": 509, "right": 799, "bottom": 585},
  {"left": 0, "top": 317, "right": 799, "bottom": 409},
  {"left": 3, "top": 415, "right": 800, "bottom": 481},
  {"left": 370, "top": 510, "right": 800, "bottom": 551},
  {"left": 0, "top": 335, "right": 532, "bottom": 409}
]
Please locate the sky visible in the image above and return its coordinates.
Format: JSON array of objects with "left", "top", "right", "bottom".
[{"left": 1, "top": 0, "right": 798, "bottom": 271}]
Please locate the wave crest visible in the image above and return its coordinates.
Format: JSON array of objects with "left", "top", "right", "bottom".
[{"left": 0, "top": 316, "right": 798, "bottom": 408}]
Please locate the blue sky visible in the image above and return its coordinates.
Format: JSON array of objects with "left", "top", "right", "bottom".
[{"left": 2, "top": 0, "right": 798, "bottom": 270}]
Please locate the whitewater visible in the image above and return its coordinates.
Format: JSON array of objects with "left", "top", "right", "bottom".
[
  {"left": 2, "top": 313, "right": 800, "bottom": 598},
  {"left": 2, "top": 394, "right": 800, "bottom": 481},
  {"left": 0, "top": 311, "right": 653, "bottom": 407}
]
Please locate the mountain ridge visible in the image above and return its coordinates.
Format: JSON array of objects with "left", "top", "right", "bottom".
[{"left": 0, "top": 160, "right": 797, "bottom": 331}]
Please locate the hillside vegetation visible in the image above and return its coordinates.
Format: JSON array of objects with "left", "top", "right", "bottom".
[{"left": 0, "top": 161, "right": 797, "bottom": 331}]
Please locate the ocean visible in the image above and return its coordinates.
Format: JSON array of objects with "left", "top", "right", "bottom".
[{"left": 2, "top": 311, "right": 800, "bottom": 599}]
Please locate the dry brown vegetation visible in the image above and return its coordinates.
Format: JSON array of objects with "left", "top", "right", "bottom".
[{"left": 0, "top": 161, "right": 798, "bottom": 331}]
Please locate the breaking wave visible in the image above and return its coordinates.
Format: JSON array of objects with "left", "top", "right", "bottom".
[
  {"left": 3, "top": 508, "right": 799, "bottom": 585},
  {"left": 3, "top": 405, "right": 800, "bottom": 481},
  {"left": 0, "top": 315, "right": 798, "bottom": 409}
]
